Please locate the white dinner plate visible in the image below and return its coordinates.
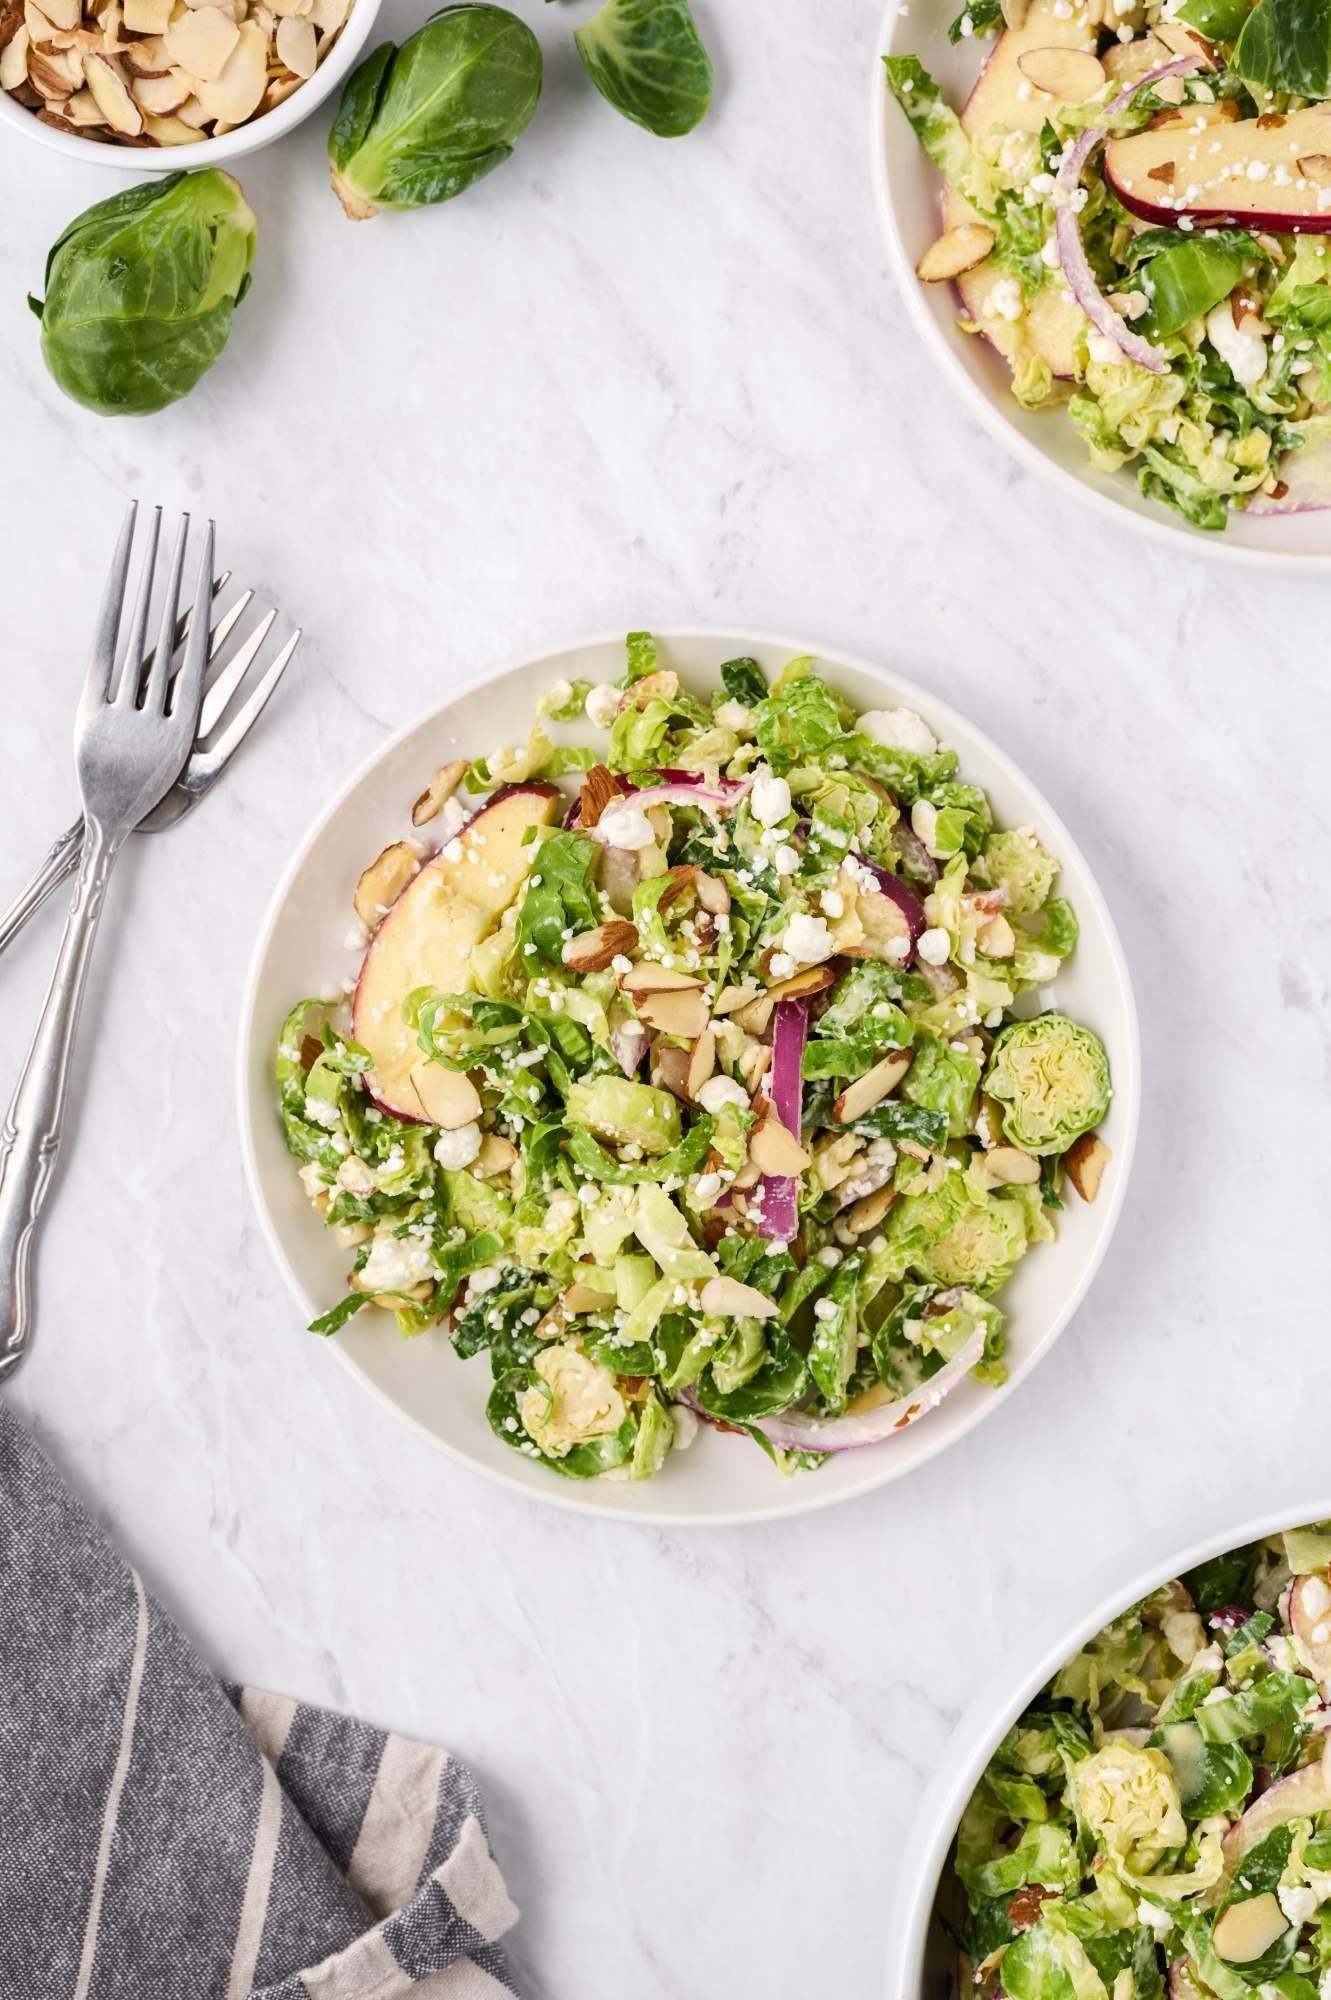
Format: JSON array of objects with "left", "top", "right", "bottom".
[
  {"left": 868, "top": 5, "right": 1331, "bottom": 567},
  {"left": 237, "top": 629, "right": 1140, "bottom": 1525}
]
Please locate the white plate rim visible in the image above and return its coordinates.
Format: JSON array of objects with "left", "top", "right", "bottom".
[
  {"left": 865, "top": 8, "right": 1331, "bottom": 573},
  {"left": 236, "top": 624, "right": 1141, "bottom": 1527},
  {"left": 886, "top": 1490, "right": 1331, "bottom": 1996}
]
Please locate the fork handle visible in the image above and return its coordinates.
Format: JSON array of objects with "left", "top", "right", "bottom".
[
  {"left": 0, "top": 821, "right": 122, "bottom": 1382},
  {"left": 0, "top": 820, "right": 82, "bottom": 961}
]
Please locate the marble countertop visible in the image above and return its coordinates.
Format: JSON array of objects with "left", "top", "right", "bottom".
[{"left": 5, "top": 2, "right": 1331, "bottom": 1992}]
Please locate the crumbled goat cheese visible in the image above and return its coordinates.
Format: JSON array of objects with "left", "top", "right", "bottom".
[
  {"left": 751, "top": 769, "right": 793, "bottom": 827},
  {"left": 858, "top": 706, "right": 937, "bottom": 755},
  {"left": 917, "top": 927, "right": 951, "bottom": 966},
  {"left": 584, "top": 682, "right": 622, "bottom": 729},
  {"left": 433, "top": 1122, "right": 482, "bottom": 1170}
]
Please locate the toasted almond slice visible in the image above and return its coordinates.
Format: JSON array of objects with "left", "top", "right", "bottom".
[
  {"left": 410, "top": 758, "right": 467, "bottom": 827},
  {"left": 1017, "top": 45, "right": 1105, "bottom": 100},
  {"left": 1153, "top": 72, "right": 1186, "bottom": 104},
  {"left": 29, "top": 40, "right": 79, "bottom": 88},
  {"left": 260, "top": 70, "right": 301, "bottom": 106},
  {"left": 407, "top": 1063, "right": 481, "bottom": 1131},
  {"left": 748, "top": 1115, "right": 811, "bottom": 1177},
  {"left": 737, "top": 1042, "right": 771, "bottom": 1096},
  {"left": 977, "top": 912, "right": 1016, "bottom": 959},
  {"left": 1299, "top": 153, "right": 1331, "bottom": 185},
  {"left": 334, "top": 1220, "right": 373, "bottom": 1249},
  {"left": 813, "top": 1131, "right": 862, "bottom": 1192},
  {"left": 984, "top": 1145, "right": 1041, "bottom": 1187},
  {"left": 685, "top": 1028, "right": 716, "bottom": 1100},
  {"left": 473, "top": 1133, "right": 518, "bottom": 1178},
  {"left": 23, "top": 0, "right": 56, "bottom": 40},
  {"left": 306, "top": 0, "right": 344, "bottom": 29},
  {"left": 191, "top": 11, "right": 262, "bottom": 115},
  {"left": 847, "top": 1185, "right": 896, "bottom": 1234},
  {"left": 61, "top": 82, "right": 106, "bottom": 118},
  {"left": 121, "top": 34, "right": 169, "bottom": 69},
  {"left": 650, "top": 1041, "right": 691, "bottom": 1098},
  {"left": 274, "top": 11, "right": 312, "bottom": 72},
  {"left": 164, "top": 0, "right": 236, "bottom": 79},
  {"left": 122, "top": 0, "right": 170, "bottom": 29},
  {"left": 34, "top": 0, "right": 76, "bottom": 27},
  {"left": 764, "top": 964, "right": 838, "bottom": 1003},
  {"left": 141, "top": 105, "right": 194, "bottom": 134},
  {"left": 573, "top": 763, "right": 622, "bottom": 829},
  {"left": 694, "top": 871, "right": 730, "bottom": 915},
  {"left": 0, "top": 21, "right": 28, "bottom": 82},
  {"left": 173, "top": 90, "right": 209, "bottom": 122},
  {"left": 619, "top": 963, "right": 703, "bottom": 996},
  {"left": 1154, "top": 17, "right": 1218, "bottom": 65},
  {"left": 636, "top": 988, "right": 709, "bottom": 1039},
  {"left": 699, "top": 1275, "right": 779, "bottom": 1321},
  {"left": 1063, "top": 1131, "right": 1110, "bottom": 1202},
  {"left": 1213, "top": 1895, "right": 1287, "bottom": 1967},
  {"left": 562, "top": 920, "right": 639, "bottom": 974},
  {"left": 833, "top": 1050, "right": 914, "bottom": 1124},
  {"left": 711, "top": 983, "right": 760, "bottom": 1017},
  {"left": 732, "top": 993, "right": 774, "bottom": 1036},
  {"left": 916, "top": 223, "right": 996, "bottom": 284},
  {"left": 130, "top": 65, "right": 187, "bottom": 107},
  {"left": 730, "top": 1160, "right": 762, "bottom": 1192},
  {"left": 561, "top": 1281, "right": 615, "bottom": 1314},
  {"left": 353, "top": 840, "right": 419, "bottom": 928}
]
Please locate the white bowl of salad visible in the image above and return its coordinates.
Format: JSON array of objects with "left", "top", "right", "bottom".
[
  {"left": 238, "top": 630, "right": 1138, "bottom": 1524},
  {"left": 890, "top": 1504, "right": 1331, "bottom": 2000},
  {"left": 872, "top": 0, "right": 1331, "bottom": 559}
]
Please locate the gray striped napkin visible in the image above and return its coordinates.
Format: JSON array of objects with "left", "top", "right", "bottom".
[{"left": 0, "top": 1408, "right": 521, "bottom": 1999}]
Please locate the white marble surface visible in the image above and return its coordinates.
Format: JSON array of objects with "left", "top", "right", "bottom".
[{"left": 4, "top": 3, "right": 1331, "bottom": 1993}]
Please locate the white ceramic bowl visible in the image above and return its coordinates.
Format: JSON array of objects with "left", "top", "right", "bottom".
[
  {"left": 0, "top": 0, "right": 379, "bottom": 172},
  {"left": 869, "top": 7, "right": 1331, "bottom": 568},
  {"left": 237, "top": 628, "right": 1139, "bottom": 1526},
  {"left": 888, "top": 1495, "right": 1331, "bottom": 1997}
]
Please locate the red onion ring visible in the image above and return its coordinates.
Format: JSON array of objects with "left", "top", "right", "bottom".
[{"left": 754, "top": 1322, "right": 987, "bottom": 1454}]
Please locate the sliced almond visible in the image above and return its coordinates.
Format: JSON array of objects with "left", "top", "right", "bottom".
[
  {"left": 61, "top": 82, "right": 106, "bottom": 118},
  {"left": 1017, "top": 45, "right": 1105, "bottom": 101},
  {"left": 650, "top": 1041, "right": 692, "bottom": 1098},
  {"left": 748, "top": 1114, "right": 811, "bottom": 1177},
  {"left": 121, "top": 35, "right": 170, "bottom": 70},
  {"left": 191, "top": 12, "right": 263, "bottom": 116},
  {"left": 562, "top": 920, "right": 639, "bottom": 974},
  {"left": 984, "top": 1146, "right": 1040, "bottom": 1187},
  {"left": 730, "top": 1159, "right": 762, "bottom": 1192},
  {"left": 30, "top": 40, "right": 80, "bottom": 89},
  {"left": 473, "top": 1133, "right": 518, "bottom": 1178},
  {"left": 260, "top": 70, "right": 301, "bottom": 107},
  {"left": 411, "top": 758, "right": 467, "bottom": 827},
  {"left": 916, "top": 223, "right": 995, "bottom": 284},
  {"left": 764, "top": 963, "right": 838, "bottom": 1002},
  {"left": 407, "top": 1063, "right": 481, "bottom": 1131},
  {"left": 173, "top": 91, "right": 209, "bottom": 123},
  {"left": 130, "top": 65, "right": 188, "bottom": 107},
  {"left": 22, "top": 0, "right": 56, "bottom": 39},
  {"left": 306, "top": 0, "right": 345, "bottom": 29},
  {"left": 0, "top": 21, "right": 28, "bottom": 83},
  {"left": 334, "top": 1220, "right": 373, "bottom": 1250},
  {"left": 712, "top": 983, "right": 760, "bottom": 1018},
  {"left": 1064, "top": 1131, "right": 1110, "bottom": 1202},
  {"left": 685, "top": 1028, "right": 716, "bottom": 1100},
  {"left": 833, "top": 1050, "right": 914, "bottom": 1124},
  {"left": 561, "top": 1282, "right": 615, "bottom": 1314},
  {"left": 122, "top": 0, "right": 170, "bottom": 30},
  {"left": 573, "top": 763, "right": 622, "bottom": 829},
  {"left": 1213, "top": 1895, "right": 1287, "bottom": 1966},
  {"left": 732, "top": 993, "right": 774, "bottom": 1036},
  {"left": 846, "top": 1185, "right": 896, "bottom": 1234},
  {"left": 274, "top": 10, "right": 311, "bottom": 72},
  {"left": 814, "top": 1130, "right": 862, "bottom": 1192},
  {"left": 1154, "top": 18, "right": 1218, "bottom": 65},
  {"left": 353, "top": 840, "right": 419, "bottom": 928},
  {"left": 619, "top": 963, "right": 703, "bottom": 996},
  {"left": 699, "top": 1275, "right": 779, "bottom": 1321},
  {"left": 1153, "top": 73, "right": 1186, "bottom": 104},
  {"left": 977, "top": 912, "right": 1016, "bottom": 959},
  {"left": 164, "top": 0, "right": 237, "bottom": 79},
  {"left": 34, "top": 0, "right": 76, "bottom": 26},
  {"left": 694, "top": 871, "right": 730, "bottom": 915},
  {"left": 1299, "top": 153, "right": 1331, "bottom": 185},
  {"left": 737, "top": 1042, "right": 771, "bottom": 1096},
  {"left": 636, "top": 988, "right": 709, "bottom": 1039}
]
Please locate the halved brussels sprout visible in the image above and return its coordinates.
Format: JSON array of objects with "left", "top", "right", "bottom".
[
  {"left": 31, "top": 170, "right": 256, "bottom": 417},
  {"left": 328, "top": 3, "right": 542, "bottom": 220},
  {"left": 984, "top": 1013, "right": 1111, "bottom": 1156},
  {"left": 975, "top": 827, "right": 1058, "bottom": 915}
]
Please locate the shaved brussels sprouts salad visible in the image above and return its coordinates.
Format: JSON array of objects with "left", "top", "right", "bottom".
[
  {"left": 886, "top": 0, "right": 1331, "bottom": 530},
  {"left": 275, "top": 636, "right": 1112, "bottom": 1486},
  {"left": 951, "top": 1523, "right": 1331, "bottom": 2000}
]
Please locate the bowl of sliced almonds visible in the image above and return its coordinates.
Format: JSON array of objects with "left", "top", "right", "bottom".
[{"left": 0, "top": 0, "right": 376, "bottom": 164}]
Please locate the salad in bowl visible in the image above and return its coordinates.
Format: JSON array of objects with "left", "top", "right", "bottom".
[
  {"left": 947, "top": 1520, "right": 1331, "bottom": 2000},
  {"left": 274, "top": 636, "right": 1113, "bottom": 1491},
  {"left": 885, "top": 0, "right": 1331, "bottom": 531}
]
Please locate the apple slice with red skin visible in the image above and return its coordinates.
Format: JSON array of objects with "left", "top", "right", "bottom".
[
  {"left": 1105, "top": 106, "right": 1331, "bottom": 229},
  {"left": 353, "top": 781, "right": 561, "bottom": 1121},
  {"left": 1289, "top": 1571, "right": 1331, "bottom": 1678},
  {"left": 946, "top": 0, "right": 1092, "bottom": 378},
  {"left": 1249, "top": 436, "right": 1331, "bottom": 515}
]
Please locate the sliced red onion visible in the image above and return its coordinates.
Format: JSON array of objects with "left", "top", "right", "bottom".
[
  {"left": 1054, "top": 57, "right": 1202, "bottom": 376},
  {"left": 586, "top": 780, "right": 750, "bottom": 839},
  {"left": 609, "top": 1018, "right": 648, "bottom": 1077},
  {"left": 891, "top": 817, "right": 940, "bottom": 886},
  {"left": 755, "top": 999, "right": 808, "bottom": 1244},
  {"left": 755, "top": 1322, "right": 987, "bottom": 1454},
  {"left": 652, "top": 769, "right": 753, "bottom": 797}
]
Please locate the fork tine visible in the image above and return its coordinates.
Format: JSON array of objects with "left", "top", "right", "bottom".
[
  {"left": 118, "top": 504, "right": 161, "bottom": 705},
  {"left": 168, "top": 519, "right": 214, "bottom": 726},
  {"left": 206, "top": 587, "right": 253, "bottom": 669},
  {"left": 138, "top": 513, "right": 189, "bottom": 712},
  {"left": 199, "top": 606, "right": 274, "bottom": 738},
  {"left": 81, "top": 500, "right": 137, "bottom": 713},
  {"left": 193, "top": 627, "right": 300, "bottom": 778}
]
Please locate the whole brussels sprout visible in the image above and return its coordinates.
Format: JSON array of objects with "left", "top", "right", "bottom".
[
  {"left": 984, "top": 1014, "right": 1111, "bottom": 1156},
  {"left": 329, "top": 4, "right": 542, "bottom": 220},
  {"left": 976, "top": 828, "right": 1059, "bottom": 915},
  {"left": 31, "top": 171, "right": 256, "bottom": 418}
]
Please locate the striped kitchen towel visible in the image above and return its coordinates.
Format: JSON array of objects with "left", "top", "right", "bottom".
[{"left": 0, "top": 1407, "right": 520, "bottom": 2000}]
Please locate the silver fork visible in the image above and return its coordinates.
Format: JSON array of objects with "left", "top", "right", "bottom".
[
  {"left": 0, "top": 503, "right": 215, "bottom": 1383},
  {"left": 0, "top": 576, "right": 299, "bottom": 959}
]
